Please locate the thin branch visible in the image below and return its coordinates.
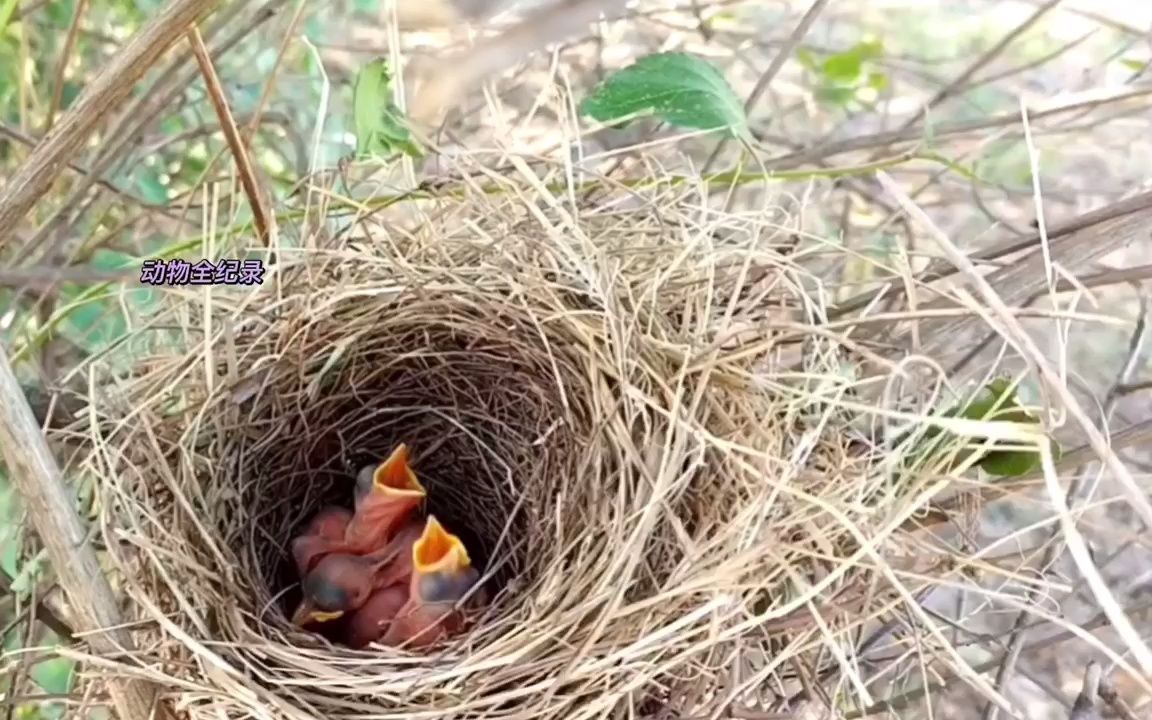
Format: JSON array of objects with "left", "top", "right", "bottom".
[
  {"left": 0, "top": 123, "right": 177, "bottom": 212},
  {"left": 0, "top": 571, "right": 75, "bottom": 642},
  {"left": 889, "top": 0, "right": 1066, "bottom": 137},
  {"left": 701, "top": 0, "right": 831, "bottom": 174},
  {"left": 765, "top": 83, "right": 1152, "bottom": 171},
  {"left": 1069, "top": 663, "right": 1103, "bottom": 720},
  {"left": 0, "top": 266, "right": 136, "bottom": 289},
  {"left": 878, "top": 171, "right": 1152, "bottom": 675},
  {"left": 186, "top": 24, "right": 272, "bottom": 244},
  {"left": 1097, "top": 669, "right": 1141, "bottom": 720},
  {"left": 44, "top": 0, "right": 90, "bottom": 132}
]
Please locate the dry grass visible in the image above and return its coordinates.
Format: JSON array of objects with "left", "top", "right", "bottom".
[{"left": 28, "top": 141, "right": 1133, "bottom": 720}]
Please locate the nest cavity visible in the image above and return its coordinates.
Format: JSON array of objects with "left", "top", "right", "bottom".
[{"left": 76, "top": 167, "right": 884, "bottom": 720}]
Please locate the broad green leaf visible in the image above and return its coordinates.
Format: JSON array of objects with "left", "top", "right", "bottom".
[
  {"left": 352, "top": 58, "right": 423, "bottom": 160},
  {"left": 580, "top": 52, "right": 749, "bottom": 139},
  {"left": 956, "top": 377, "right": 1019, "bottom": 421},
  {"left": 978, "top": 447, "right": 1040, "bottom": 476},
  {"left": 954, "top": 378, "right": 1058, "bottom": 477}
]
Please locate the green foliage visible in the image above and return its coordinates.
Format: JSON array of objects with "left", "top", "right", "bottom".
[
  {"left": 352, "top": 58, "right": 423, "bottom": 161},
  {"left": 580, "top": 52, "right": 750, "bottom": 139},
  {"left": 1120, "top": 57, "right": 1148, "bottom": 73},
  {"left": 55, "top": 249, "right": 158, "bottom": 355},
  {"left": 796, "top": 38, "right": 888, "bottom": 109},
  {"left": 904, "top": 378, "right": 1060, "bottom": 478},
  {"left": 0, "top": 0, "right": 18, "bottom": 35}
]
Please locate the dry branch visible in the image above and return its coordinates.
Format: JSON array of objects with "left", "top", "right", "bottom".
[
  {"left": 0, "top": 349, "right": 165, "bottom": 720},
  {"left": 187, "top": 24, "right": 273, "bottom": 244},
  {"left": 912, "top": 191, "right": 1152, "bottom": 374}
]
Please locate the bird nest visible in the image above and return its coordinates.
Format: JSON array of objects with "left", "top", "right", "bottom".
[{"left": 71, "top": 164, "right": 923, "bottom": 720}]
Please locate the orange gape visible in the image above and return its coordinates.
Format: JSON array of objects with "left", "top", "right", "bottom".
[
  {"left": 382, "top": 516, "right": 480, "bottom": 648},
  {"left": 343, "top": 444, "right": 426, "bottom": 553},
  {"left": 290, "top": 444, "right": 487, "bottom": 648}
]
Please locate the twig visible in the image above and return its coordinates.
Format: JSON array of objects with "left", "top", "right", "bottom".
[
  {"left": 186, "top": 24, "right": 272, "bottom": 245},
  {"left": 889, "top": 0, "right": 1066, "bottom": 137},
  {"left": 44, "top": 0, "right": 90, "bottom": 132},
  {"left": 700, "top": 0, "right": 830, "bottom": 174},
  {"left": 0, "top": 351, "right": 165, "bottom": 719},
  {"left": 0, "top": 571, "right": 74, "bottom": 642},
  {"left": 9, "top": 0, "right": 288, "bottom": 267},
  {"left": 766, "top": 83, "right": 1152, "bottom": 171},
  {"left": 830, "top": 186, "right": 1152, "bottom": 319},
  {"left": 1114, "top": 379, "right": 1152, "bottom": 396},
  {"left": 0, "top": 123, "right": 175, "bottom": 212},
  {"left": 980, "top": 293, "right": 1149, "bottom": 720},
  {"left": 845, "top": 600, "right": 1152, "bottom": 719},
  {"left": 1069, "top": 663, "right": 1103, "bottom": 720},
  {"left": 878, "top": 170, "right": 1152, "bottom": 675},
  {"left": 1097, "top": 668, "right": 1141, "bottom": 720},
  {"left": 6, "top": 0, "right": 51, "bottom": 23},
  {"left": 0, "top": 266, "right": 136, "bottom": 289}
]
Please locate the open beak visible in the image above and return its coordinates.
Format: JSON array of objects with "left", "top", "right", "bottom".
[
  {"left": 373, "top": 443, "right": 426, "bottom": 497},
  {"left": 413, "top": 515, "right": 471, "bottom": 575},
  {"left": 291, "top": 600, "right": 344, "bottom": 627}
]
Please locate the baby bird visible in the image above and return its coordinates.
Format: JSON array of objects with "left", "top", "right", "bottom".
[
  {"left": 382, "top": 515, "right": 481, "bottom": 649},
  {"left": 344, "top": 444, "right": 426, "bottom": 553},
  {"left": 344, "top": 585, "right": 409, "bottom": 649},
  {"left": 290, "top": 536, "right": 407, "bottom": 627},
  {"left": 291, "top": 506, "right": 353, "bottom": 577}
]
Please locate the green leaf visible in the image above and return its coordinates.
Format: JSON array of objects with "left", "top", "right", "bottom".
[
  {"left": 31, "top": 653, "right": 74, "bottom": 695},
  {"left": 867, "top": 71, "right": 889, "bottom": 91},
  {"left": 954, "top": 378, "right": 1058, "bottom": 477},
  {"left": 352, "top": 58, "right": 423, "bottom": 160},
  {"left": 795, "top": 47, "right": 819, "bottom": 72},
  {"left": 580, "top": 52, "right": 749, "bottom": 138},
  {"left": 822, "top": 51, "right": 863, "bottom": 83},
  {"left": 0, "top": 0, "right": 19, "bottom": 35},
  {"left": 1120, "top": 57, "right": 1147, "bottom": 73},
  {"left": 978, "top": 448, "right": 1040, "bottom": 476},
  {"left": 900, "top": 378, "right": 1060, "bottom": 478},
  {"left": 956, "top": 377, "right": 1020, "bottom": 421}
]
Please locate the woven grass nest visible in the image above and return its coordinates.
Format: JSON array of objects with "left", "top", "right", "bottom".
[{"left": 76, "top": 163, "right": 914, "bottom": 720}]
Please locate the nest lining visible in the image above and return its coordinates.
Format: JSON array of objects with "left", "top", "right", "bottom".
[{"left": 74, "top": 174, "right": 902, "bottom": 720}]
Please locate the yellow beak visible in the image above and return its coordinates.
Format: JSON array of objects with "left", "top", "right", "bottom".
[
  {"left": 291, "top": 600, "right": 344, "bottom": 627},
  {"left": 373, "top": 443, "right": 426, "bottom": 497},
  {"left": 413, "top": 515, "right": 471, "bottom": 574}
]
